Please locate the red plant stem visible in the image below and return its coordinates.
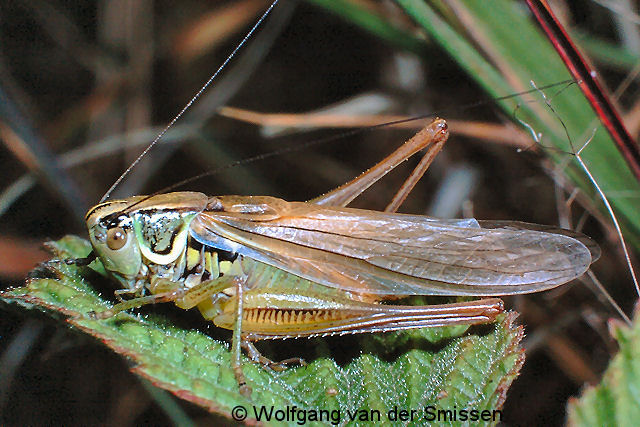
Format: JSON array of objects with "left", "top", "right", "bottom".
[{"left": 526, "top": 0, "right": 640, "bottom": 182}]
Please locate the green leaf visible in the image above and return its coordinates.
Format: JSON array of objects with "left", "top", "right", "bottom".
[
  {"left": 567, "top": 308, "right": 640, "bottom": 427},
  {"left": 1, "top": 236, "right": 524, "bottom": 425}
]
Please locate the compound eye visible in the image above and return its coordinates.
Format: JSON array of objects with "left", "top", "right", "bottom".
[{"left": 106, "top": 227, "right": 127, "bottom": 250}]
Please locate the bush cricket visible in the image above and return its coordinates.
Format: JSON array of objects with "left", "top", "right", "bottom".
[
  {"left": 81, "top": 118, "right": 599, "bottom": 397},
  {"left": 0, "top": 2, "right": 632, "bottom": 422}
]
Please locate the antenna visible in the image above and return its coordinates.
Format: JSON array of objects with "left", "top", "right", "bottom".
[
  {"left": 99, "top": 0, "right": 281, "bottom": 203},
  {"left": 112, "top": 79, "right": 580, "bottom": 215}
]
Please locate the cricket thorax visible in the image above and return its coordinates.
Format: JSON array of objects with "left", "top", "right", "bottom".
[
  {"left": 146, "top": 236, "right": 240, "bottom": 290},
  {"left": 135, "top": 210, "right": 189, "bottom": 255},
  {"left": 131, "top": 208, "right": 242, "bottom": 292}
]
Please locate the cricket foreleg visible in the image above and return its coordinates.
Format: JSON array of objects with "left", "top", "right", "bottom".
[
  {"left": 113, "top": 286, "right": 145, "bottom": 302},
  {"left": 88, "top": 275, "right": 240, "bottom": 319},
  {"left": 310, "top": 118, "right": 449, "bottom": 207},
  {"left": 87, "top": 288, "right": 187, "bottom": 319}
]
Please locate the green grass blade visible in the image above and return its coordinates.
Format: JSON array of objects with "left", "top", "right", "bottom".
[
  {"left": 304, "top": 0, "right": 428, "bottom": 54},
  {"left": 312, "top": 0, "right": 640, "bottom": 247},
  {"left": 401, "top": 0, "right": 640, "bottom": 244}
]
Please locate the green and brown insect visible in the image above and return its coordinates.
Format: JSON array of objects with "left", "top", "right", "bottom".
[{"left": 82, "top": 118, "right": 599, "bottom": 396}]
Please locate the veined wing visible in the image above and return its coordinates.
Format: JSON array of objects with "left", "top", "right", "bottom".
[
  {"left": 477, "top": 220, "right": 601, "bottom": 262},
  {"left": 191, "top": 196, "right": 594, "bottom": 296}
]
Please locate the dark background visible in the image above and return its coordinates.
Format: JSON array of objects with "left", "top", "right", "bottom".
[{"left": 0, "top": 0, "right": 637, "bottom": 425}]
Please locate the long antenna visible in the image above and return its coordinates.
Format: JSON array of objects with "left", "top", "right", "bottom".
[
  {"left": 113, "top": 79, "right": 578, "bottom": 216},
  {"left": 99, "top": 0, "right": 281, "bottom": 203}
]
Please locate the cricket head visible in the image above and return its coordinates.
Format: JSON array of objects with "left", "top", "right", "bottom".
[{"left": 85, "top": 192, "right": 208, "bottom": 290}]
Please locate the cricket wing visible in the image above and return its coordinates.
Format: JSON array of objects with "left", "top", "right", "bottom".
[
  {"left": 477, "top": 220, "right": 601, "bottom": 262},
  {"left": 193, "top": 196, "right": 594, "bottom": 296}
]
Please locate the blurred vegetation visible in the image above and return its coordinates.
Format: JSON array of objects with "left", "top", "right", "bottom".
[
  {"left": 0, "top": 0, "right": 639, "bottom": 424},
  {"left": 567, "top": 306, "right": 640, "bottom": 427}
]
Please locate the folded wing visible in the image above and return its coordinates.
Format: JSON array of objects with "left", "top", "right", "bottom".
[{"left": 192, "top": 196, "right": 595, "bottom": 296}]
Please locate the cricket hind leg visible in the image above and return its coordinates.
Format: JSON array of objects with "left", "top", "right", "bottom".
[
  {"left": 384, "top": 127, "right": 447, "bottom": 213},
  {"left": 237, "top": 298, "right": 505, "bottom": 340},
  {"left": 310, "top": 118, "right": 449, "bottom": 208},
  {"left": 242, "top": 341, "right": 306, "bottom": 372}
]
